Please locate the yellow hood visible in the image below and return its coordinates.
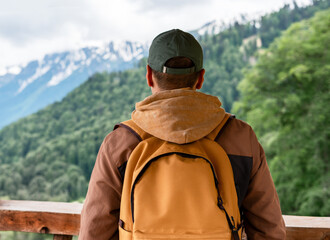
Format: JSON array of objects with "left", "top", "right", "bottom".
[{"left": 131, "top": 89, "right": 225, "bottom": 144}]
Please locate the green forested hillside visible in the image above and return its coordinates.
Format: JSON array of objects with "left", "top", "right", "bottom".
[
  {"left": 0, "top": 68, "right": 149, "bottom": 201},
  {"left": 233, "top": 9, "right": 330, "bottom": 216},
  {"left": 0, "top": 0, "right": 329, "bottom": 219},
  {"left": 200, "top": 0, "right": 330, "bottom": 110}
]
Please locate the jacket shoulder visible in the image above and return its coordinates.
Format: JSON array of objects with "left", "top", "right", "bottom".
[
  {"left": 101, "top": 124, "right": 141, "bottom": 168},
  {"left": 218, "top": 117, "right": 256, "bottom": 156}
]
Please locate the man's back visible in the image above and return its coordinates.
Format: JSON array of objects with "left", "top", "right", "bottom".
[{"left": 79, "top": 29, "right": 286, "bottom": 240}]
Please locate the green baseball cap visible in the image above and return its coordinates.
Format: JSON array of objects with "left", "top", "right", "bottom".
[{"left": 148, "top": 29, "right": 203, "bottom": 74}]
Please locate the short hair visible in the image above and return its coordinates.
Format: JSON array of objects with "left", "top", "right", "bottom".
[{"left": 151, "top": 57, "right": 201, "bottom": 90}]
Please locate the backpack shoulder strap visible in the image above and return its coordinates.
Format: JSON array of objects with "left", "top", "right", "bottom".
[
  {"left": 206, "top": 113, "right": 234, "bottom": 141},
  {"left": 115, "top": 119, "right": 151, "bottom": 141}
]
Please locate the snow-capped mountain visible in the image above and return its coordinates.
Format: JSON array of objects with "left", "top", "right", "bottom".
[
  {"left": 191, "top": 13, "right": 261, "bottom": 38},
  {"left": 0, "top": 23, "right": 230, "bottom": 130},
  {"left": 193, "top": 20, "right": 228, "bottom": 36},
  {"left": 0, "top": 41, "right": 148, "bottom": 129}
]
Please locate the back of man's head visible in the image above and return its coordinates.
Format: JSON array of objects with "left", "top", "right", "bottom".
[{"left": 147, "top": 29, "right": 204, "bottom": 90}]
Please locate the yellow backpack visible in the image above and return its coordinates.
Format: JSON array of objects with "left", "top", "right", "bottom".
[{"left": 119, "top": 114, "right": 242, "bottom": 240}]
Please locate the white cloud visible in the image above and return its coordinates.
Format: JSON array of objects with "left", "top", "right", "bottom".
[
  {"left": 0, "top": 67, "right": 6, "bottom": 76},
  {"left": 8, "top": 66, "right": 22, "bottom": 75},
  {"left": 0, "top": 0, "right": 312, "bottom": 69}
]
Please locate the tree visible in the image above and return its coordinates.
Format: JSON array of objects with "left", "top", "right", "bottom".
[{"left": 233, "top": 10, "right": 330, "bottom": 216}]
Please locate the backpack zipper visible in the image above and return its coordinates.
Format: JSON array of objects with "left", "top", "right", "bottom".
[{"left": 130, "top": 152, "right": 219, "bottom": 223}]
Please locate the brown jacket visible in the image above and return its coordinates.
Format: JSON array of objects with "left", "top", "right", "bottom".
[{"left": 79, "top": 89, "right": 286, "bottom": 240}]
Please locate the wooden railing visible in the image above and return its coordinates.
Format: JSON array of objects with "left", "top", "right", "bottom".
[
  {"left": 0, "top": 200, "right": 329, "bottom": 239},
  {"left": 0, "top": 200, "right": 82, "bottom": 240}
]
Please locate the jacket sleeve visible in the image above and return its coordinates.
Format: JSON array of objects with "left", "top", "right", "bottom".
[
  {"left": 242, "top": 128, "right": 286, "bottom": 240},
  {"left": 78, "top": 127, "right": 139, "bottom": 240}
]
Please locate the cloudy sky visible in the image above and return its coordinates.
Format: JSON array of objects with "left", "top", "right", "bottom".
[{"left": 0, "top": 0, "right": 311, "bottom": 70}]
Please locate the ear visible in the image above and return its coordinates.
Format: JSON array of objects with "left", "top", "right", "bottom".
[
  {"left": 146, "top": 65, "right": 154, "bottom": 87},
  {"left": 195, "top": 69, "right": 205, "bottom": 89}
]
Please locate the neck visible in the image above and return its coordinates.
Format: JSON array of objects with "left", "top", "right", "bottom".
[{"left": 152, "top": 87, "right": 196, "bottom": 94}]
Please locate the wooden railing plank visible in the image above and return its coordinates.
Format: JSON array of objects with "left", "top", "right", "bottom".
[
  {"left": 284, "top": 215, "right": 330, "bottom": 240},
  {"left": 285, "top": 227, "right": 330, "bottom": 240},
  {"left": 284, "top": 215, "right": 330, "bottom": 228},
  {"left": 1, "top": 200, "right": 330, "bottom": 239},
  {"left": 0, "top": 200, "right": 82, "bottom": 214},
  {"left": 53, "top": 234, "right": 73, "bottom": 240},
  {"left": 0, "top": 200, "right": 82, "bottom": 236}
]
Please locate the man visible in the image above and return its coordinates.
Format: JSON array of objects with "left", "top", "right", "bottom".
[{"left": 79, "top": 29, "right": 286, "bottom": 240}]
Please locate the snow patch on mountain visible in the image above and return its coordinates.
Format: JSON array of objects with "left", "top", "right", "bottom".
[
  {"left": 48, "top": 62, "right": 79, "bottom": 87},
  {"left": 17, "top": 64, "right": 51, "bottom": 94},
  {"left": 73, "top": 49, "right": 87, "bottom": 62},
  {"left": 197, "top": 20, "right": 227, "bottom": 36},
  {"left": 113, "top": 41, "right": 145, "bottom": 62}
]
